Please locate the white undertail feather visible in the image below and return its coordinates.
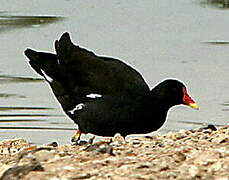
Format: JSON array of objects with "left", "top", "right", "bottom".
[
  {"left": 68, "top": 103, "right": 85, "bottom": 114},
  {"left": 41, "top": 69, "right": 53, "bottom": 83},
  {"left": 86, "top": 93, "right": 102, "bottom": 98}
]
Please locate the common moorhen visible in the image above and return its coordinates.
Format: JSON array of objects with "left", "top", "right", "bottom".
[{"left": 24, "top": 32, "right": 199, "bottom": 142}]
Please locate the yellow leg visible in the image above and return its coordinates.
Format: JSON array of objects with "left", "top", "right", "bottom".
[{"left": 71, "top": 130, "right": 82, "bottom": 143}]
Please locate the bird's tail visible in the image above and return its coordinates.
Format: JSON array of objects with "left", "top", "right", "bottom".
[
  {"left": 24, "top": 49, "right": 60, "bottom": 82},
  {"left": 55, "top": 32, "right": 95, "bottom": 64}
]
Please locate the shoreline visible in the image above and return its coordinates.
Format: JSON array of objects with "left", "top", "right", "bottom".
[{"left": 0, "top": 125, "right": 228, "bottom": 180}]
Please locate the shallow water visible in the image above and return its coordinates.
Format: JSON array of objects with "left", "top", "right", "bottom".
[{"left": 0, "top": 0, "right": 228, "bottom": 144}]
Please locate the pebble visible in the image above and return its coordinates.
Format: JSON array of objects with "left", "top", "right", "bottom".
[
  {"left": 189, "top": 165, "right": 200, "bottom": 177},
  {"left": 34, "top": 150, "right": 57, "bottom": 162}
]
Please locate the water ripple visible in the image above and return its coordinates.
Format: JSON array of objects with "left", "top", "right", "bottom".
[
  {"left": 0, "top": 126, "right": 76, "bottom": 131},
  {"left": 0, "top": 75, "right": 44, "bottom": 84},
  {"left": 0, "top": 14, "right": 65, "bottom": 32}
]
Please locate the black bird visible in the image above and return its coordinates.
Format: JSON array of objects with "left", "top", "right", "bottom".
[{"left": 24, "top": 32, "right": 199, "bottom": 142}]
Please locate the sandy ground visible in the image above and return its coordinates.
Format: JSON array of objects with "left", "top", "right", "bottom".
[{"left": 0, "top": 125, "right": 228, "bottom": 180}]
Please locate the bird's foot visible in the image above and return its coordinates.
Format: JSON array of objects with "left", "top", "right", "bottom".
[
  {"left": 71, "top": 130, "right": 82, "bottom": 144},
  {"left": 71, "top": 130, "right": 96, "bottom": 145}
]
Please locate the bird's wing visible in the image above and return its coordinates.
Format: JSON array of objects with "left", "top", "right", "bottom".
[{"left": 25, "top": 32, "right": 150, "bottom": 114}]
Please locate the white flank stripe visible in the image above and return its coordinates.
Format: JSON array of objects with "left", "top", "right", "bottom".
[
  {"left": 57, "top": 58, "right": 60, "bottom": 65},
  {"left": 86, "top": 93, "right": 102, "bottom": 98},
  {"left": 68, "top": 103, "right": 85, "bottom": 114}
]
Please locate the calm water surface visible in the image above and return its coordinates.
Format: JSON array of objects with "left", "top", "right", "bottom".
[{"left": 0, "top": 0, "right": 228, "bottom": 144}]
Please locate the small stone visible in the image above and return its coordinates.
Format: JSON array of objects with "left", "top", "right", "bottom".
[
  {"left": 46, "top": 142, "right": 58, "bottom": 147},
  {"left": 193, "top": 151, "right": 220, "bottom": 166},
  {"left": 131, "top": 140, "right": 141, "bottom": 145},
  {"left": 97, "top": 144, "right": 114, "bottom": 155},
  {"left": 70, "top": 173, "right": 91, "bottom": 179},
  {"left": 208, "top": 162, "right": 222, "bottom": 172},
  {"left": 157, "top": 163, "right": 169, "bottom": 171},
  {"left": 173, "top": 152, "right": 186, "bottom": 162},
  {"left": 189, "top": 165, "right": 200, "bottom": 177},
  {"left": 215, "top": 146, "right": 229, "bottom": 156},
  {"left": 179, "top": 129, "right": 187, "bottom": 134},
  {"left": 203, "top": 124, "right": 217, "bottom": 131},
  {"left": 34, "top": 150, "right": 56, "bottom": 162},
  {"left": 136, "top": 164, "right": 150, "bottom": 169},
  {"left": 215, "top": 177, "right": 229, "bottom": 180},
  {"left": 113, "top": 133, "right": 125, "bottom": 144},
  {"left": 144, "top": 135, "right": 154, "bottom": 139},
  {"left": 173, "top": 131, "right": 187, "bottom": 140},
  {"left": 211, "top": 135, "right": 229, "bottom": 143},
  {"left": 63, "top": 166, "right": 75, "bottom": 171},
  {"left": 84, "top": 143, "right": 114, "bottom": 155},
  {"left": 202, "top": 129, "right": 212, "bottom": 134}
]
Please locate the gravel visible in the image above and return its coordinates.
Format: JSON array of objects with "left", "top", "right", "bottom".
[{"left": 0, "top": 125, "right": 228, "bottom": 180}]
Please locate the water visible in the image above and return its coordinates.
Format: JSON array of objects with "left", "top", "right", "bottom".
[{"left": 0, "top": 0, "right": 228, "bottom": 144}]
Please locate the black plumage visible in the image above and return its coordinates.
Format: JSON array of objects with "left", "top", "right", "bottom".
[{"left": 24, "top": 32, "right": 198, "bottom": 139}]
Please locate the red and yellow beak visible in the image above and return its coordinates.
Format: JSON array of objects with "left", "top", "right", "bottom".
[{"left": 182, "top": 88, "right": 199, "bottom": 110}]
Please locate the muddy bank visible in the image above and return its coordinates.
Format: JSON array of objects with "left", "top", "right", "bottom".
[{"left": 0, "top": 125, "right": 228, "bottom": 180}]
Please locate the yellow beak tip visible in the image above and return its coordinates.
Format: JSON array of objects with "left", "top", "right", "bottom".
[{"left": 189, "top": 103, "right": 199, "bottom": 110}]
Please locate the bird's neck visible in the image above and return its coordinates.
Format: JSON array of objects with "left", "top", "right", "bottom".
[
  {"left": 148, "top": 91, "right": 172, "bottom": 112},
  {"left": 138, "top": 92, "right": 170, "bottom": 131}
]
